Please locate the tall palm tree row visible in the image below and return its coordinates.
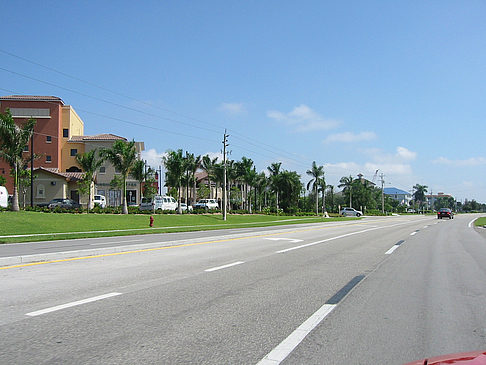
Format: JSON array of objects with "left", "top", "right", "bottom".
[{"left": 0, "top": 109, "right": 36, "bottom": 211}]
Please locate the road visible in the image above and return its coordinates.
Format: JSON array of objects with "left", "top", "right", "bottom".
[{"left": 0, "top": 214, "right": 485, "bottom": 364}]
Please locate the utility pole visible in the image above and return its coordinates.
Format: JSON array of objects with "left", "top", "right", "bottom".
[
  {"left": 158, "top": 165, "right": 162, "bottom": 195},
  {"left": 30, "top": 133, "right": 34, "bottom": 207},
  {"left": 222, "top": 130, "right": 229, "bottom": 221},
  {"left": 380, "top": 173, "right": 385, "bottom": 214}
]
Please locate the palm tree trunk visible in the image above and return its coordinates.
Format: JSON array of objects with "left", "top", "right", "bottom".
[
  {"left": 315, "top": 186, "right": 318, "bottom": 215},
  {"left": 12, "top": 164, "right": 19, "bottom": 211},
  {"left": 122, "top": 175, "right": 128, "bottom": 214}
]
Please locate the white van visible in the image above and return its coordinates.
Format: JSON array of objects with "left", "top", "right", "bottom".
[
  {"left": 139, "top": 195, "right": 177, "bottom": 211},
  {"left": 0, "top": 186, "right": 8, "bottom": 208},
  {"left": 93, "top": 195, "right": 107, "bottom": 208}
]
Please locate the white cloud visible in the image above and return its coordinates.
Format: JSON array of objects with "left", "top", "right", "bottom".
[
  {"left": 218, "top": 102, "right": 245, "bottom": 115},
  {"left": 396, "top": 146, "right": 417, "bottom": 161},
  {"left": 433, "top": 156, "right": 486, "bottom": 166},
  {"left": 364, "top": 162, "right": 412, "bottom": 175},
  {"left": 324, "top": 131, "right": 376, "bottom": 144},
  {"left": 141, "top": 148, "right": 166, "bottom": 169},
  {"left": 267, "top": 104, "right": 340, "bottom": 132}
]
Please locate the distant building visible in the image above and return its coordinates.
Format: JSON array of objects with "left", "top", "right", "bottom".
[
  {"left": 425, "top": 192, "right": 454, "bottom": 209},
  {"left": 1, "top": 95, "right": 145, "bottom": 207},
  {"left": 384, "top": 187, "right": 412, "bottom": 206}
]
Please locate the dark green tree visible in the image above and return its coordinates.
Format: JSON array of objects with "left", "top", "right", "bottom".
[{"left": 0, "top": 109, "right": 36, "bottom": 211}]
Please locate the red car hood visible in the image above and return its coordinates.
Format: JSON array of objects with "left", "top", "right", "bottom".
[{"left": 404, "top": 351, "right": 486, "bottom": 365}]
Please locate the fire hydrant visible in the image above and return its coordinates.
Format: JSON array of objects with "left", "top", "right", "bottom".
[{"left": 149, "top": 215, "right": 154, "bottom": 227}]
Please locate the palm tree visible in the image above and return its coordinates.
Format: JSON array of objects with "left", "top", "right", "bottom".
[
  {"left": 413, "top": 184, "right": 428, "bottom": 211},
  {"left": 212, "top": 162, "right": 225, "bottom": 203},
  {"left": 100, "top": 140, "right": 138, "bottom": 214},
  {"left": 267, "top": 162, "right": 282, "bottom": 210},
  {"left": 75, "top": 149, "right": 104, "bottom": 211},
  {"left": 277, "top": 170, "right": 302, "bottom": 212},
  {"left": 0, "top": 109, "right": 36, "bottom": 211},
  {"left": 189, "top": 154, "right": 201, "bottom": 205},
  {"left": 201, "top": 155, "right": 218, "bottom": 199},
  {"left": 318, "top": 177, "right": 327, "bottom": 214},
  {"left": 163, "top": 149, "right": 185, "bottom": 214},
  {"left": 131, "top": 159, "right": 154, "bottom": 203},
  {"left": 306, "top": 161, "right": 325, "bottom": 215},
  {"left": 338, "top": 175, "right": 355, "bottom": 208},
  {"left": 254, "top": 172, "right": 267, "bottom": 211}
]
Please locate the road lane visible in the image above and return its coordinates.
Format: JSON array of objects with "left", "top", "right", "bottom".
[
  {"left": 282, "top": 214, "right": 486, "bottom": 364},
  {"left": 1, "top": 214, "right": 471, "bottom": 364}
]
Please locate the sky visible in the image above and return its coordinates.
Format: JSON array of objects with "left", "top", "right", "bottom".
[{"left": 1, "top": 1, "right": 485, "bottom": 202}]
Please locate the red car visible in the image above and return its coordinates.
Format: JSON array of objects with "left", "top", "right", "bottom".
[
  {"left": 404, "top": 350, "right": 486, "bottom": 364},
  {"left": 437, "top": 208, "right": 454, "bottom": 219}
]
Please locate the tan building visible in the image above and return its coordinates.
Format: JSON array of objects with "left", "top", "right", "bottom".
[
  {"left": 68, "top": 134, "right": 145, "bottom": 206},
  {"left": 28, "top": 167, "right": 87, "bottom": 206}
]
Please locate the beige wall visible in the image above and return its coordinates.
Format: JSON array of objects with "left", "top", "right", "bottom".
[{"left": 60, "top": 106, "right": 85, "bottom": 172}]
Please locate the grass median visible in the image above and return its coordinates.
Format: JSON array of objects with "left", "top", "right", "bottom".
[
  {"left": 0, "top": 211, "right": 354, "bottom": 243},
  {"left": 474, "top": 217, "right": 486, "bottom": 227}
]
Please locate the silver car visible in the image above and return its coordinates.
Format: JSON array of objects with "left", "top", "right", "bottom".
[{"left": 340, "top": 207, "right": 363, "bottom": 217}]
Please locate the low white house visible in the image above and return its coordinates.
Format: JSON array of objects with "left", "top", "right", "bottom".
[{"left": 384, "top": 187, "right": 412, "bottom": 206}]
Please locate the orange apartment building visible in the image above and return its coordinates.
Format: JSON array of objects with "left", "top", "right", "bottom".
[{"left": 0, "top": 95, "right": 145, "bottom": 206}]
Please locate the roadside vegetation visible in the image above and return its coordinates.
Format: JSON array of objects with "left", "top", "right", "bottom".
[{"left": 0, "top": 211, "right": 354, "bottom": 243}]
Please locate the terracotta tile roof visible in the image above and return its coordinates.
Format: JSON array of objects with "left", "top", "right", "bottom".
[
  {"left": 0, "top": 95, "right": 64, "bottom": 104},
  {"left": 68, "top": 134, "right": 127, "bottom": 142},
  {"left": 34, "top": 167, "right": 85, "bottom": 182}
]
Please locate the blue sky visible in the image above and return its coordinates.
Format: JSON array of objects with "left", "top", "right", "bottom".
[{"left": 1, "top": 1, "right": 485, "bottom": 202}]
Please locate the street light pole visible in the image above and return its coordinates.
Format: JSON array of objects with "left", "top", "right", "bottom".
[{"left": 222, "top": 130, "right": 229, "bottom": 221}]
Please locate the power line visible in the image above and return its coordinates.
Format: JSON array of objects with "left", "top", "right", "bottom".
[{"left": 0, "top": 50, "right": 316, "bottom": 165}]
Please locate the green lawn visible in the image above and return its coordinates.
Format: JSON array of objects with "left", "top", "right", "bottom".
[
  {"left": 0, "top": 211, "right": 354, "bottom": 243},
  {"left": 474, "top": 217, "right": 486, "bottom": 226}
]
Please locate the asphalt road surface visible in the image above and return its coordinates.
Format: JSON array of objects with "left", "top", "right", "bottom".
[{"left": 0, "top": 214, "right": 485, "bottom": 364}]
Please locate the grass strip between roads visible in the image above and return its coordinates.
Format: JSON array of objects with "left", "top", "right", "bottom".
[
  {"left": 0, "top": 211, "right": 353, "bottom": 243},
  {"left": 474, "top": 217, "right": 486, "bottom": 227}
]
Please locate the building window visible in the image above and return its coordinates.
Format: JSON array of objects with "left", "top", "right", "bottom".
[
  {"left": 63, "top": 129, "right": 69, "bottom": 138},
  {"left": 23, "top": 145, "right": 29, "bottom": 152},
  {"left": 115, "top": 168, "right": 121, "bottom": 174},
  {"left": 46, "top": 136, "right": 52, "bottom": 143},
  {"left": 36, "top": 184, "right": 45, "bottom": 198},
  {"left": 10, "top": 108, "right": 50, "bottom": 118},
  {"left": 46, "top": 155, "right": 52, "bottom": 163},
  {"left": 99, "top": 166, "right": 106, "bottom": 174},
  {"left": 70, "top": 148, "right": 78, "bottom": 156}
]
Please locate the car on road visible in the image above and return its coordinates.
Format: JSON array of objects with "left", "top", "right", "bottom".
[
  {"left": 193, "top": 199, "right": 219, "bottom": 210},
  {"left": 93, "top": 195, "right": 106, "bottom": 208},
  {"left": 437, "top": 207, "right": 454, "bottom": 219},
  {"left": 340, "top": 207, "right": 363, "bottom": 217},
  {"left": 437, "top": 208, "right": 454, "bottom": 219},
  {"left": 48, "top": 199, "right": 81, "bottom": 209}
]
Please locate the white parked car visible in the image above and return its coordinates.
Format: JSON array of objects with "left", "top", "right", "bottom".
[
  {"left": 93, "top": 195, "right": 106, "bottom": 208},
  {"left": 139, "top": 195, "right": 178, "bottom": 211},
  {"left": 340, "top": 207, "right": 363, "bottom": 217},
  {"left": 0, "top": 186, "right": 8, "bottom": 208},
  {"left": 180, "top": 203, "right": 193, "bottom": 212},
  {"left": 193, "top": 199, "right": 219, "bottom": 210}
]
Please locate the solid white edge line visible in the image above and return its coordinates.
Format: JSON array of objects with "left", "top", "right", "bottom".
[
  {"left": 256, "top": 304, "right": 336, "bottom": 365},
  {"left": 385, "top": 245, "right": 399, "bottom": 255},
  {"left": 468, "top": 218, "right": 478, "bottom": 228},
  {"left": 26, "top": 292, "right": 122, "bottom": 317},
  {"left": 204, "top": 261, "right": 245, "bottom": 272}
]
